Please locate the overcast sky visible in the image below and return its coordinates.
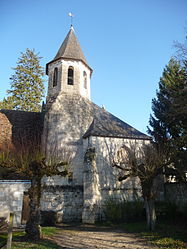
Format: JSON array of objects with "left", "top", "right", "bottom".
[{"left": 0, "top": 0, "right": 186, "bottom": 134}]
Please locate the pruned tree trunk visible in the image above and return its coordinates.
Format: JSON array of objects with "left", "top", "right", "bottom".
[
  {"left": 142, "top": 180, "right": 156, "bottom": 231},
  {"left": 25, "top": 176, "right": 41, "bottom": 240},
  {"left": 144, "top": 197, "right": 156, "bottom": 231}
]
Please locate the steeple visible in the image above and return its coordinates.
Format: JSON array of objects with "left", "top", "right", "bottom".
[
  {"left": 54, "top": 26, "right": 88, "bottom": 67},
  {"left": 46, "top": 26, "right": 92, "bottom": 100},
  {"left": 46, "top": 26, "right": 92, "bottom": 75}
]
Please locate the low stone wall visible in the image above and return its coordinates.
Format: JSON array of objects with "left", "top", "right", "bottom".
[
  {"left": 0, "top": 180, "right": 31, "bottom": 227},
  {"left": 40, "top": 185, "right": 83, "bottom": 222}
]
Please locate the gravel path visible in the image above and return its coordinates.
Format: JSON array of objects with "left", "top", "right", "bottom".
[{"left": 51, "top": 224, "right": 156, "bottom": 249}]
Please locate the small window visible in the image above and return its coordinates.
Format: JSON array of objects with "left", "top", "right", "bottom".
[
  {"left": 53, "top": 67, "right": 58, "bottom": 87},
  {"left": 68, "top": 66, "right": 74, "bottom": 85},
  {"left": 83, "top": 71, "right": 87, "bottom": 89}
]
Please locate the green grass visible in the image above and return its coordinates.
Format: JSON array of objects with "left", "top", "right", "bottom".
[
  {"left": 0, "top": 227, "right": 60, "bottom": 249},
  {"left": 11, "top": 239, "right": 59, "bottom": 249},
  {"left": 122, "top": 222, "right": 187, "bottom": 249},
  {"left": 41, "top": 227, "right": 59, "bottom": 236}
]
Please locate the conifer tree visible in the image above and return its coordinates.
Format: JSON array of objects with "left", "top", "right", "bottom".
[
  {"left": 148, "top": 58, "right": 187, "bottom": 180},
  {"left": 0, "top": 96, "right": 15, "bottom": 110},
  {"left": 1, "top": 48, "right": 45, "bottom": 112}
]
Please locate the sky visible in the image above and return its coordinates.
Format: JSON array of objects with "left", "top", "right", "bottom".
[{"left": 0, "top": 0, "right": 187, "bottom": 134}]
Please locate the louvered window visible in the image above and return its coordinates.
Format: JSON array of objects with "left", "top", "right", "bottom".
[
  {"left": 53, "top": 67, "right": 58, "bottom": 87},
  {"left": 68, "top": 66, "right": 74, "bottom": 85},
  {"left": 83, "top": 71, "right": 87, "bottom": 89}
]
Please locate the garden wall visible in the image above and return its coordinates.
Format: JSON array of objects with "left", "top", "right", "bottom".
[{"left": 0, "top": 180, "right": 30, "bottom": 227}]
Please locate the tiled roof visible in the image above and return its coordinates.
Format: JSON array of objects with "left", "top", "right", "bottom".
[
  {"left": 0, "top": 112, "right": 13, "bottom": 148},
  {"left": 84, "top": 102, "right": 150, "bottom": 140},
  {"left": 46, "top": 26, "right": 91, "bottom": 74},
  {"left": 46, "top": 93, "right": 150, "bottom": 140},
  {"left": 0, "top": 109, "right": 44, "bottom": 146},
  {"left": 0, "top": 97, "right": 150, "bottom": 150}
]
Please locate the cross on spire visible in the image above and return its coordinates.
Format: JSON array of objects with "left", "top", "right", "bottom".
[{"left": 68, "top": 12, "right": 74, "bottom": 27}]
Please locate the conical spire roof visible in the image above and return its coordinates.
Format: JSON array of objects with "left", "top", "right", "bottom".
[
  {"left": 46, "top": 26, "right": 91, "bottom": 74},
  {"left": 54, "top": 26, "right": 88, "bottom": 64}
]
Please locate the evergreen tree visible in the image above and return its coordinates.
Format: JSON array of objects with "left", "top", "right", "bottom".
[
  {"left": 0, "top": 96, "right": 15, "bottom": 110},
  {"left": 2, "top": 48, "right": 45, "bottom": 112},
  {"left": 148, "top": 58, "right": 187, "bottom": 180}
]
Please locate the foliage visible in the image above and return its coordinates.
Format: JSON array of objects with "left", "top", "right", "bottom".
[
  {"left": 0, "top": 48, "right": 45, "bottom": 112},
  {"left": 104, "top": 197, "right": 145, "bottom": 223},
  {"left": 181, "top": 201, "right": 187, "bottom": 219},
  {"left": 40, "top": 211, "right": 57, "bottom": 227},
  {"left": 156, "top": 201, "right": 179, "bottom": 223},
  {"left": 0, "top": 96, "right": 15, "bottom": 110},
  {"left": 148, "top": 58, "right": 187, "bottom": 181}
]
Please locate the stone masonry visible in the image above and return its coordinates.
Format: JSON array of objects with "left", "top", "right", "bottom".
[
  {"left": 0, "top": 26, "right": 152, "bottom": 225},
  {"left": 0, "top": 181, "right": 30, "bottom": 227}
]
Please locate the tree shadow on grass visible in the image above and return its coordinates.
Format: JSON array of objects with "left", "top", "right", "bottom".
[
  {"left": 0, "top": 233, "right": 60, "bottom": 249},
  {"left": 127, "top": 222, "right": 187, "bottom": 249}
]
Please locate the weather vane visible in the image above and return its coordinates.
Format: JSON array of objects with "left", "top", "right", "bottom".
[{"left": 68, "top": 12, "right": 74, "bottom": 26}]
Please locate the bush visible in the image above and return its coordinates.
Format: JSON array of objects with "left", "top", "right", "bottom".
[
  {"left": 181, "top": 201, "right": 187, "bottom": 220},
  {"left": 40, "top": 211, "right": 56, "bottom": 226},
  {"left": 104, "top": 197, "right": 145, "bottom": 223},
  {"left": 156, "top": 201, "right": 181, "bottom": 223}
]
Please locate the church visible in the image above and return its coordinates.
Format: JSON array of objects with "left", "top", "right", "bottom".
[{"left": 0, "top": 26, "right": 150, "bottom": 225}]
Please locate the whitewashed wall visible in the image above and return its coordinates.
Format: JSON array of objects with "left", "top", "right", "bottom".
[
  {"left": 0, "top": 180, "right": 30, "bottom": 227},
  {"left": 82, "top": 136, "right": 150, "bottom": 223}
]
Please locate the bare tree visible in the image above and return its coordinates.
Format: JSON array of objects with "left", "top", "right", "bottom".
[
  {"left": 0, "top": 142, "right": 72, "bottom": 240},
  {"left": 112, "top": 142, "right": 169, "bottom": 231},
  {"left": 174, "top": 27, "right": 187, "bottom": 66}
]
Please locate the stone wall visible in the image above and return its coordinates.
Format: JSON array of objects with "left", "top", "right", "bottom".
[
  {"left": 82, "top": 136, "right": 149, "bottom": 223},
  {"left": 40, "top": 185, "right": 83, "bottom": 222},
  {"left": 43, "top": 94, "right": 95, "bottom": 186},
  {"left": 82, "top": 147, "right": 101, "bottom": 223},
  {"left": 0, "top": 180, "right": 30, "bottom": 227},
  {"left": 47, "top": 59, "right": 91, "bottom": 100}
]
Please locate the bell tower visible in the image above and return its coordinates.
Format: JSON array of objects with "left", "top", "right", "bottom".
[{"left": 46, "top": 26, "right": 92, "bottom": 100}]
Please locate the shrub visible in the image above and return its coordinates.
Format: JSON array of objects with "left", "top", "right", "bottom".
[
  {"left": 181, "top": 201, "right": 187, "bottom": 220},
  {"left": 40, "top": 211, "right": 56, "bottom": 226},
  {"left": 104, "top": 197, "right": 145, "bottom": 223},
  {"left": 156, "top": 201, "right": 180, "bottom": 223}
]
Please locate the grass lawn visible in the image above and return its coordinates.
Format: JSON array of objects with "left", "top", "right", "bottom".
[
  {"left": 121, "top": 222, "right": 187, "bottom": 249},
  {"left": 0, "top": 227, "right": 60, "bottom": 249}
]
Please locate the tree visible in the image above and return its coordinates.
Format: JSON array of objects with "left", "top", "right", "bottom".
[
  {"left": 112, "top": 142, "right": 169, "bottom": 231},
  {"left": 148, "top": 58, "right": 187, "bottom": 180},
  {"left": 174, "top": 34, "right": 187, "bottom": 65},
  {"left": 1, "top": 48, "right": 45, "bottom": 112},
  {"left": 0, "top": 97, "right": 15, "bottom": 110},
  {"left": 0, "top": 142, "right": 72, "bottom": 240}
]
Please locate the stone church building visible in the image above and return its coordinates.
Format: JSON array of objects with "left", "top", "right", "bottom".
[{"left": 0, "top": 26, "right": 151, "bottom": 225}]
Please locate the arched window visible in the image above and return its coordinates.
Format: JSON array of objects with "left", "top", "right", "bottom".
[
  {"left": 67, "top": 66, "right": 74, "bottom": 85},
  {"left": 53, "top": 67, "right": 58, "bottom": 87},
  {"left": 83, "top": 71, "right": 87, "bottom": 89}
]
